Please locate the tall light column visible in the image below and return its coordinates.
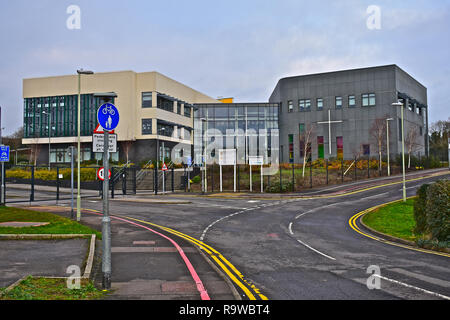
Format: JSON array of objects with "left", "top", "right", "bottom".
[
  {"left": 392, "top": 102, "right": 406, "bottom": 202},
  {"left": 386, "top": 118, "right": 393, "bottom": 176},
  {"left": 76, "top": 69, "right": 94, "bottom": 221}
]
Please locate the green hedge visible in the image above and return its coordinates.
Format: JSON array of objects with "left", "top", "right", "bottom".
[
  {"left": 413, "top": 184, "right": 429, "bottom": 235},
  {"left": 6, "top": 168, "right": 97, "bottom": 182},
  {"left": 425, "top": 180, "right": 450, "bottom": 242},
  {"left": 414, "top": 180, "right": 450, "bottom": 242}
]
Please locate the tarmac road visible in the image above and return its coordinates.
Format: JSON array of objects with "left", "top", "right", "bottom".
[{"left": 8, "top": 169, "right": 450, "bottom": 300}]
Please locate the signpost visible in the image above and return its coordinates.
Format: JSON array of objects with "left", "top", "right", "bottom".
[
  {"left": 0, "top": 145, "right": 9, "bottom": 205},
  {"left": 219, "top": 149, "right": 237, "bottom": 192},
  {"left": 96, "top": 99, "right": 119, "bottom": 290},
  {"left": 93, "top": 134, "right": 117, "bottom": 153},
  {"left": 97, "top": 167, "right": 112, "bottom": 181},
  {"left": 67, "top": 146, "right": 76, "bottom": 219},
  {"left": 249, "top": 156, "right": 264, "bottom": 193},
  {"left": 162, "top": 162, "right": 168, "bottom": 194}
]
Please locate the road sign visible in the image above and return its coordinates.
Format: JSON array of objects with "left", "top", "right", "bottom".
[
  {"left": 219, "top": 149, "right": 236, "bottom": 166},
  {"left": 94, "top": 123, "right": 114, "bottom": 134},
  {"left": 186, "top": 156, "right": 192, "bottom": 167},
  {"left": 162, "top": 163, "right": 168, "bottom": 171},
  {"left": 97, "top": 103, "right": 119, "bottom": 131},
  {"left": 249, "top": 156, "right": 264, "bottom": 166},
  {"left": 97, "top": 167, "right": 111, "bottom": 181},
  {"left": 93, "top": 134, "right": 117, "bottom": 153},
  {"left": 0, "top": 146, "right": 10, "bottom": 162}
]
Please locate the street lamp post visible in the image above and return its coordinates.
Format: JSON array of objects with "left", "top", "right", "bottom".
[
  {"left": 76, "top": 69, "right": 94, "bottom": 222},
  {"left": 42, "top": 109, "right": 52, "bottom": 170},
  {"left": 392, "top": 102, "right": 406, "bottom": 202},
  {"left": 156, "top": 127, "right": 165, "bottom": 195},
  {"left": 200, "top": 118, "right": 207, "bottom": 194},
  {"left": 386, "top": 118, "right": 393, "bottom": 176}
]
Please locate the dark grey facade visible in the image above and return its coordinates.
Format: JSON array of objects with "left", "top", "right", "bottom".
[{"left": 269, "top": 65, "right": 428, "bottom": 163}]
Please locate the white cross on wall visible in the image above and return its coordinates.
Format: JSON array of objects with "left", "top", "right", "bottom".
[{"left": 317, "top": 109, "right": 343, "bottom": 155}]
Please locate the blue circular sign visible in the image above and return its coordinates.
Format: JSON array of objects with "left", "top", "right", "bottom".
[{"left": 97, "top": 103, "right": 120, "bottom": 131}]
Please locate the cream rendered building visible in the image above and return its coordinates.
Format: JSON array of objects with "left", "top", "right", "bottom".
[{"left": 22, "top": 70, "right": 218, "bottom": 165}]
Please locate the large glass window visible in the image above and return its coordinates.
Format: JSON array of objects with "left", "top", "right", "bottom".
[
  {"left": 142, "top": 92, "right": 152, "bottom": 108},
  {"left": 142, "top": 119, "right": 152, "bottom": 135},
  {"left": 214, "top": 107, "right": 228, "bottom": 119},
  {"left": 184, "top": 104, "right": 192, "bottom": 118},
  {"left": 288, "top": 100, "right": 293, "bottom": 113},
  {"left": 157, "top": 121, "right": 174, "bottom": 137},
  {"left": 157, "top": 94, "right": 174, "bottom": 112}
]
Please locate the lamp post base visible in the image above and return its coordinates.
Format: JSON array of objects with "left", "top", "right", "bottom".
[{"left": 102, "top": 272, "right": 111, "bottom": 290}]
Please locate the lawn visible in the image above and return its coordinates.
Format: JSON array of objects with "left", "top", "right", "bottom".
[
  {"left": 362, "top": 198, "right": 418, "bottom": 242},
  {"left": 0, "top": 206, "right": 101, "bottom": 237},
  {"left": 0, "top": 276, "right": 106, "bottom": 300}
]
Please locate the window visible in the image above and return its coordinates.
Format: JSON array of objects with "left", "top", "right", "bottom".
[
  {"left": 157, "top": 121, "right": 174, "bottom": 137},
  {"left": 416, "top": 106, "right": 420, "bottom": 115},
  {"left": 336, "top": 136, "right": 343, "bottom": 159},
  {"left": 317, "top": 98, "right": 323, "bottom": 110},
  {"left": 317, "top": 136, "right": 324, "bottom": 159},
  {"left": 419, "top": 126, "right": 423, "bottom": 136},
  {"left": 335, "top": 96, "right": 343, "bottom": 109},
  {"left": 157, "top": 94, "right": 174, "bottom": 112},
  {"left": 288, "top": 134, "right": 294, "bottom": 163},
  {"left": 363, "top": 144, "right": 370, "bottom": 156},
  {"left": 184, "top": 105, "right": 192, "bottom": 118},
  {"left": 142, "top": 119, "right": 152, "bottom": 135},
  {"left": 363, "top": 93, "right": 376, "bottom": 107},
  {"left": 288, "top": 100, "right": 293, "bottom": 113},
  {"left": 398, "top": 118, "right": 402, "bottom": 141},
  {"left": 142, "top": 92, "right": 152, "bottom": 108},
  {"left": 408, "top": 102, "right": 413, "bottom": 112},
  {"left": 299, "top": 99, "right": 311, "bottom": 111},
  {"left": 348, "top": 95, "right": 356, "bottom": 107}
]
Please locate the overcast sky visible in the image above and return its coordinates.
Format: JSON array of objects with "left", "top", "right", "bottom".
[{"left": 1, "top": 0, "right": 449, "bottom": 135}]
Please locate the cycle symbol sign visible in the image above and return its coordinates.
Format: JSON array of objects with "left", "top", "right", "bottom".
[{"left": 97, "top": 103, "right": 119, "bottom": 131}]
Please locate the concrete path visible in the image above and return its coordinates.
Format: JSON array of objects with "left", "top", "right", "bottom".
[{"left": 0, "top": 239, "right": 88, "bottom": 288}]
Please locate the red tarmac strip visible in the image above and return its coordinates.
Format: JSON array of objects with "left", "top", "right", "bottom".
[{"left": 88, "top": 211, "right": 210, "bottom": 300}]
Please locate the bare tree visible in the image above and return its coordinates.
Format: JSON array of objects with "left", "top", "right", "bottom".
[
  {"left": 370, "top": 118, "right": 387, "bottom": 172},
  {"left": 405, "top": 126, "right": 420, "bottom": 168},
  {"left": 122, "top": 140, "right": 134, "bottom": 165},
  {"left": 300, "top": 123, "right": 315, "bottom": 177}
]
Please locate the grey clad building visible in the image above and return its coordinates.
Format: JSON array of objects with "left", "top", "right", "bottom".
[
  {"left": 269, "top": 65, "right": 428, "bottom": 163},
  {"left": 22, "top": 65, "right": 428, "bottom": 167}
]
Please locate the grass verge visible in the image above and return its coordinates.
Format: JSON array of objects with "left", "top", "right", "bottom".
[
  {"left": 0, "top": 276, "right": 106, "bottom": 300},
  {"left": 0, "top": 206, "right": 101, "bottom": 238},
  {"left": 362, "top": 198, "right": 419, "bottom": 242}
]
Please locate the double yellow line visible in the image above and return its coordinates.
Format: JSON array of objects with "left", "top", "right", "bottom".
[
  {"left": 79, "top": 208, "right": 267, "bottom": 300},
  {"left": 120, "top": 215, "right": 268, "bottom": 300},
  {"left": 349, "top": 200, "right": 450, "bottom": 258}
]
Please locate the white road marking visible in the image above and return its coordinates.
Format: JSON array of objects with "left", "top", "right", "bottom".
[
  {"left": 296, "top": 239, "right": 336, "bottom": 261},
  {"left": 374, "top": 274, "right": 450, "bottom": 300},
  {"left": 288, "top": 222, "right": 294, "bottom": 235}
]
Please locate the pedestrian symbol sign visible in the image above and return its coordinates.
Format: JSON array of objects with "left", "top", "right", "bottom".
[
  {"left": 0, "top": 146, "right": 10, "bottom": 162},
  {"left": 162, "top": 163, "right": 168, "bottom": 171},
  {"left": 97, "top": 103, "right": 120, "bottom": 132}
]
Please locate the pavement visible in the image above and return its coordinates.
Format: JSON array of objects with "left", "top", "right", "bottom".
[
  {"left": 0, "top": 238, "right": 88, "bottom": 288},
  {"left": 6, "top": 204, "right": 236, "bottom": 300}
]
